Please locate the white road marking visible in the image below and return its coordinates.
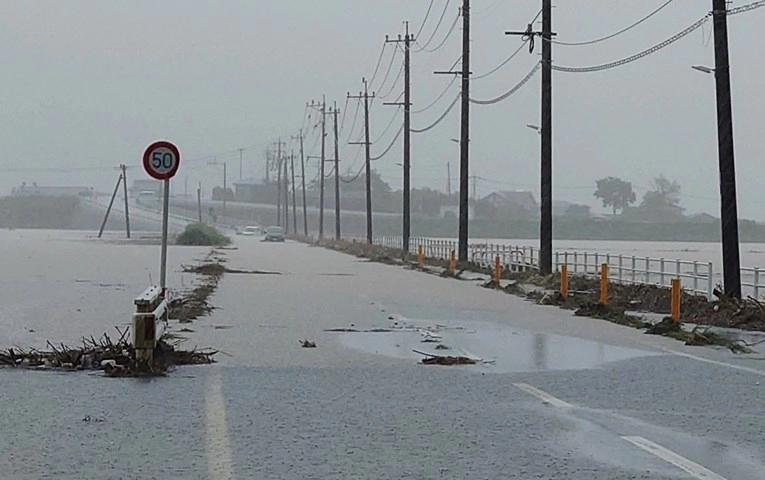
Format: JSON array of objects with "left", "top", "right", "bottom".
[
  {"left": 513, "top": 382, "right": 572, "bottom": 408},
  {"left": 622, "top": 436, "right": 728, "bottom": 480},
  {"left": 666, "top": 349, "right": 765, "bottom": 377},
  {"left": 205, "top": 369, "right": 235, "bottom": 480}
]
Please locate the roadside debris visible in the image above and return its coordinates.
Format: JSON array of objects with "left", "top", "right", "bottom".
[
  {"left": 0, "top": 329, "right": 216, "bottom": 376},
  {"left": 299, "top": 339, "right": 317, "bottom": 348}
]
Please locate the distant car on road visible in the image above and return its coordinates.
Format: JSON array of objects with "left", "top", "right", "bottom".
[
  {"left": 263, "top": 226, "right": 285, "bottom": 242},
  {"left": 241, "top": 225, "right": 262, "bottom": 236}
]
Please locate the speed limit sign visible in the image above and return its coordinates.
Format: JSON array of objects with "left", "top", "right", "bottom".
[{"left": 143, "top": 140, "right": 181, "bottom": 180}]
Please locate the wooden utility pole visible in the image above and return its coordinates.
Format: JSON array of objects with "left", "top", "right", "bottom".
[
  {"left": 276, "top": 145, "right": 282, "bottom": 226},
  {"left": 447, "top": 162, "right": 451, "bottom": 196},
  {"left": 385, "top": 22, "right": 413, "bottom": 254},
  {"left": 197, "top": 182, "right": 202, "bottom": 223},
  {"left": 307, "top": 97, "right": 327, "bottom": 239},
  {"left": 712, "top": 0, "right": 741, "bottom": 298},
  {"left": 331, "top": 102, "right": 342, "bottom": 240},
  {"left": 238, "top": 148, "right": 244, "bottom": 180},
  {"left": 458, "top": 0, "right": 470, "bottom": 262},
  {"left": 120, "top": 164, "right": 131, "bottom": 238},
  {"left": 507, "top": 0, "right": 555, "bottom": 274},
  {"left": 283, "top": 157, "right": 289, "bottom": 233},
  {"left": 293, "top": 130, "right": 309, "bottom": 236},
  {"left": 348, "top": 79, "right": 375, "bottom": 244},
  {"left": 290, "top": 151, "right": 297, "bottom": 235}
]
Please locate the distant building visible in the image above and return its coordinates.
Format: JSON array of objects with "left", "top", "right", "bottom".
[
  {"left": 12, "top": 183, "right": 93, "bottom": 197},
  {"left": 130, "top": 179, "right": 162, "bottom": 196},
  {"left": 482, "top": 190, "right": 538, "bottom": 211}
]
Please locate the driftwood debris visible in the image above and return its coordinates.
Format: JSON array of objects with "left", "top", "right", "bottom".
[
  {"left": 413, "top": 349, "right": 477, "bottom": 366},
  {"left": 0, "top": 329, "right": 217, "bottom": 376}
]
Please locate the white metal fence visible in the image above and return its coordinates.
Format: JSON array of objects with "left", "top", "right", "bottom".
[{"left": 361, "top": 236, "right": 765, "bottom": 300}]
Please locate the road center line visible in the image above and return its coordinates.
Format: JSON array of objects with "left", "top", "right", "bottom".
[
  {"left": 513, "top": 382, "right": 572, "bottom": 408},
  {"left": 205, "top": 369, "right": 235, "bottom": 480},
  {"left": 622, "top": 436, "right": 728, "bottom": 480},
  {"left": 665, "top": 349, "right": 765, "bottom": 377}
]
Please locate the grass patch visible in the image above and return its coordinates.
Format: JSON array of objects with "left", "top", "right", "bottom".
[{"left": 176, "top": 223, "right": 231, "bottom": 247}]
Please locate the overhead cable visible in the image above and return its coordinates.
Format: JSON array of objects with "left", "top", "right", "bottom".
[
  {"left": 417, "top": 13, "right": 460, "bottom": 53},
  {"left": 469, "top": 62, "right": 541, "bottom": 105},
  {"left": 411, "top": 92, "right": 460, "bottom": 133},
  {"left": 373, "top": 106, "right": 402, "bottom": 143},
  {"left": 553, "top": 0, "right": 677, "bottom": 46},
  {"left": 413, "top": 0, "right": 451, "bottom": 52},
  {"left": 553, "top": 14, "right": 710, "bottom": 73},
  {"left": 379, "top": 59, "right": 405, "bottom": 99},
  {"left": 414, "top": 0, "right": 436, "bottom": 39},
  {"left": 371, "top": 125, "right": 404, "bottom": 160},
  {"left": 367, "top": 43, "right": 388, "bottom": 88},
  {"left": 373, "top": 46, "right": 398, "bottom": 93},
  {"left": 413, "top": 76, "right": 457, "bottom": 114},
  {"left": 471, "top": 40, "right": 529, "bottom": 80},
  {"left": 728, "top": 0, "right": 765, "bottom": 15}
]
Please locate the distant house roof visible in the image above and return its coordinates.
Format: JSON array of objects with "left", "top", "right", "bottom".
[
  {"left": 232, "top": 177, "right": 264, "bottom": 186},
  {"left": 482, "top": 190, "right": 537, "bottom": 210}
]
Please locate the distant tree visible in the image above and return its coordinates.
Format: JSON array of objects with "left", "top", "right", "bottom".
[
  {"left": 563, "top": 204, "right": 591, "bottom": 218},
  {"left": 641, "top": 175, "right": 681, "bottom": 209},
  {"left": 594, "top": 177, "right": 636, "bottom": 214},
  {"left": 212, "top": 186, "right": 235, "bottom": 201}
]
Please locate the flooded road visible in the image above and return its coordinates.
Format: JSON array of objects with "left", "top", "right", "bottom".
[{"left": 1, "top": 229, "right": 764, "bottom": 479}]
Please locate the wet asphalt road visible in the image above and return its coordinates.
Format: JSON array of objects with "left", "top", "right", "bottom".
[{"left": 1, "top": 233, "right": 765, "bottom": 479}]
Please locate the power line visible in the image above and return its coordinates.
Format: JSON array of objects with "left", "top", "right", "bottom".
[
  {"left": 471, "top": 39, "right": 529, "bottom": 80},
  {"left": 367, "top": 43, "right": 388, "bottom": 88},
  {"left": 344, "top": 97, "right": 362, "bottom": 143},
  {"left": 413, "top": 75, "right": 457, "bottom": 114},
  {"left": 413, "top": 0, "right": 452, "bottom": 52},
  {"left": 553, "top": 14, "right": 711, "bottom": 73},
  {"left": 371, "top": 125, "right": 404, "bottom": 160},
  {"left": 379, "top": 58, "right": 405, "bottom": 99},
  {"left": 411, "top": 92, "right": 461, "bottom": 133},
  {"left": 373, "top": 46, "right": 398, "bottom": 93},
  {"left": 469, "top": 61, "right": 540, "bottom": 105},
  {"left": 553, "top": 0, "right": 677, "bottom": 46},
  {"left": 728, "top": 0, "right": 765, "bottom": 15},
  {"left": 373, "top": 105, "right": 402, "bottom": 143},
  {"left": 416, "top": 12, "right": 460, "bottom": 53},
  {"left": 414, "top": 0, "right": 436, "bottom": 39},
  {"left": 338, "top": 96, "right": 350, "bottom": 133}
]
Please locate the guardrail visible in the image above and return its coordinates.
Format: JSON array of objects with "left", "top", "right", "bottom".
[
  {"left": 554, "top": 251, "right": 714, "bottom": 299},
  {"left": 356, "top": 235, "right": 765, "bottom": 299},
  {"left": 132, "top": 286, "right": 167, "bottom": 371}
]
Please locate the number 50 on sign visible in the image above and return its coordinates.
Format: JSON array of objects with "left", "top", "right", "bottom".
[{"left": 143, "top": 141, "right": 181, "bottom": 180}]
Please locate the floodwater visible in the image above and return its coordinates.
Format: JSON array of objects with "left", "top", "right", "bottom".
[
  {"left": 339, "top": 318, "right": 660, "bottom": 374},
  {"left": 445, "top": 237, "right": 765, "bottom": 272}
]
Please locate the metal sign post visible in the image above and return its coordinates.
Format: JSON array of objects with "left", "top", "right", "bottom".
[{"left": 143, "top": 140, "right": 181, "bottom": 297}]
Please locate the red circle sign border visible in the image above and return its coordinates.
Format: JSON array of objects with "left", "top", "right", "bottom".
[{"left": 143, "top": 140, "right": 181, "bottom": 180}]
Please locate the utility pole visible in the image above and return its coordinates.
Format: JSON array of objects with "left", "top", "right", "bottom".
[
  {"left": 223, "top": 162, "right": 227, "bottom": 225},
  {"left": 197, "top": 182, "right": 202, "bottom": 223},
  {"left": 384, "top": 22, "right": 413, "bottom": 254},
  {"left": 293, "top": 130, "right": 309, "bottom": 236},
  {"left": 283, "top": 158, "right": 289, "bottom": 233},
  {"left": 98, "top": 173, "right": 123, "bottom": 238},
  {"left": 507, "top": 0, "right": 555, "bottom": 274},
  {"left": 238, "top": 148, "right": 244, "bottom": 180},
  {"left": 331, "top": 102, "right": 341, "bottom": 240},
  {"left": 348, "top": 80, "right": 375, "bottom": 244},
  {"left": 459, "top": 0, "right": 471, "bottom": 262},
  {"left": 307, "top": 97, "right": 327, "bottom": 240},
  {"left": 712, "top": 0, "right": 741, "bottom": 298},
  {"left": 471, "top": 175, "right": 477, "bottom": 201},
  {"left": 290, "top": 151, "right": 297, "bottom": 235},
  {"left": 447, "top": 162, "right": 451, "bottom": 196},
  {"left": 274, "top": 139, "right": 284, "bottom": 226},
  {"left": 120, "top": 164, "right": 130, "bottom": 238}
]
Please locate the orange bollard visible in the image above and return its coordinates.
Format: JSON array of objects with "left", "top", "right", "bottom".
[
  {"left": 494, "top": 256, "right": 501, "bottom": 285},
  {"left": 560, "top": 264, "right": 568, "bottom": 298},
  {"left": 599, "top": 263, "right": 608, "bottom": 305},
  {"left": 418, "top": 245, "right": 424, "bottom": 268},
  {"left": 449, "top": 249, "right": 456, "bottom": 274},
  {"left": 671, "top": 278, "right": 681, "bottom": 321}
]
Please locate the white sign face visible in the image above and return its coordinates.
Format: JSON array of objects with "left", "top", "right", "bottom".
[
  {"left": 147, "top": 146, "right": 177, "bottom": 176},
  {"left": 143, "top": 141, "right": 180, "bottom": 180}
]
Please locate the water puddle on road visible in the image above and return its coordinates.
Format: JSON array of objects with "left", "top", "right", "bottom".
[{"left": 338, "top": 319, "right": 661, "bottom": 373}]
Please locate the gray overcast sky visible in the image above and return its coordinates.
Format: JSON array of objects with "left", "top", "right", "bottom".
[{"left": 1, "top": 1, "right": 763, "bottom": 218}]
